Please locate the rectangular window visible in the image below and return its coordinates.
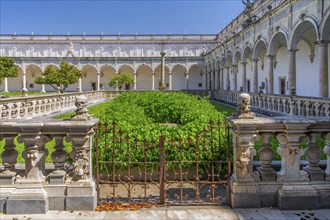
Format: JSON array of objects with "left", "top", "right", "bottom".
[
  {"left": 198, "top": 83, "right": 202, "bottom": 88},
  {"left": 247, "top": 79, "right": 250, "bottom": 92},
  {"left": 29, "top": 84, "right": 34, "bottom": 88}
]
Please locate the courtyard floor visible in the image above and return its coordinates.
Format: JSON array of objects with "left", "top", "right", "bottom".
[{"left": 0, "top": 206, "right": 329, "bottom": 220}]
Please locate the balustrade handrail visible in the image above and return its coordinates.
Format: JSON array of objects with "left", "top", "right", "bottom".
[{"left": 0, "top": 90, "right": 111, "bottom": 120}]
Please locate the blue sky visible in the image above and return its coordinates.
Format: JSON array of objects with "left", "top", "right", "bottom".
[{"left": 0, "top": 0, "right": 244, "bottom": 35}]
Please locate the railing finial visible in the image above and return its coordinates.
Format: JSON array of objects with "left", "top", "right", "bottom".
[
  {"left": 234, "top": 92, "right": 256, "bottom": 119},
  {"left": 71, "top": 95, "right": 92, "bottom": 121}
]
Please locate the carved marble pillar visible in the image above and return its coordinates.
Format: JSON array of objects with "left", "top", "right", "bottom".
[
  {"left": 318, "top": 41, "right": 329, "bottom": 98},
  {"left": 252, "top": 59, "right": 258, "bottom": 93},
  {"left": 303, "top": 133, "right": 324, "bottom": 181},
  {"left": 17, "top": 124, "right": 49, "bottom": 183},
  {"left": 288, "top": 49, "right": 298, "bottom": 94},
  {"left": 205, "top": 69, "right": 208, "bottom": 90},
  {"left": 267, "top": 55, "right": 274, "bottom": 94},
  {"left": 241, "top": 62, "right": 247, "bottom": 92},
  {"left": 324, "top": 133, "right": 330, "bottom": 180},
  {"left": 185, "top": 72, "right": 189, "bottom": 90},
  {"left": 257, "top": 132, "right": 276, "bottom": 181},
  {"left": 220, "top": 67, "right": 224, "bottom": 90},
  {"left": 276, "top": 130, "right": 308, "bottom": 181},
  {"left": 67, "top": 126, "right": 94, "bottom": 181},
  {"left": 0, "top": 134, "right": 18, "bottom": 184}
]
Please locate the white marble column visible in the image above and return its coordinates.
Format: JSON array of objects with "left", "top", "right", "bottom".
[
  {"left": 41, "top": 76, "right": 46, "bottom": 92},
  {"left": 133, "top": 72, "right": 137, "bottom": 90},
  {"left": 288, "top": 49, "right": 298, "bottom": 95},
  {"left": 241, "top": 61, "right": 247, "bottom": 92},
  {"left": 214, "top": 68, "right": 218, "bottom": 90},
  {"left": 318, "top": 41, "right": 329, "bottom": 98},
  {"left": 220, "top": 67, "right": 224, "bottom": 90},
  {"left": 152, "top": 73, "right": 155, "bottom": 90},
  {"left": 22, "top": 70, "right": 27, "bottom": 91},
  {"left": 253, "top": 59, "right": 258, "bottom": 93},
  {"left": 186, "top": 72, "right": 189, "bottom": 90},
  {"left": 212, "top": 69, "right": 216, "bottom": 90},
  {"left": 78, "top": 77, "right": 82, "bottom": 92},
  {"left": 226, "top": 66, "right": 230, "bottom": 90},
  {"left": 203, "top": 71, "right": 207, "bottom": 90},
  {"left": 4, "top": 77, "right": 8, "bottom": 92},
  {"left": 169, "top": 72, "right": 172, "bottom": 90},
  {"left": 97, "top": 71, "right": 100, "bottom": 91},
  {"left": 205, "top": 70, "right": 209, "bottom": 90},
  {"left": 267, "top": 55, "right": 274, "bottom": 94},
  {"left": 233, "top": 65, "right": 237, "bottom": 91}
]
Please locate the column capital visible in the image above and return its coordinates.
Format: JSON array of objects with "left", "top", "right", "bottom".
[
  {"left": 252, "top": 58, "right": 259, "bottom": 62},
  {"left": 266, "top": 54, "right": 275, "bottom": 59},
  {"left": 241, "top": 61, "right": 247, "bottom": 65}
]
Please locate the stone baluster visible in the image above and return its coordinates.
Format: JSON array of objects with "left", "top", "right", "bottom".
[
  {"left": 276, "top": 129, "right": 309, "bottom": 181},
  {"left": 257, "top": 132, "right": 276, "bottom": 181},
  {"left": 0, "top": 134, "right": 19, "bottom": 184},
  {"left": 303, "top": 133, "right": 324, "bottom": 181},
  {"left": 49, "top": 134, "right": 68, "bottom": 184},
  {"left": 17, "top": 124, "right": 49, "bottom": 183},
  {"left": 324, "top": 133, "right": 330, "bottom": 180},
  {"left": 23, "top": 101, "right": 30, "bottom": 118},
  {"left": 296, "top": 100, "right": 302, "bottom": 116},
  {"left": 15, "top": 102, "right": 21, "bottom": 119},
  {"left": 7, "top": 103, "right": 13, "bottom": 119},
  {"left": 314, "top": 102, "right": 320, "bottom": 116}
]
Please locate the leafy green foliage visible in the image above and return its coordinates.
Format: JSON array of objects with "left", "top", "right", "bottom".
[
  {"left": 35, "top": 61, "right": 82, "bottom": 93},
  {"left": 0, "top": 57, "right": 18, "bottom": 85},
  {"left": 108, "top": 72, "right": 134, "bottom": 90},
  {"left": 96, "top": 91, "right": 231, "bottom": 171}
]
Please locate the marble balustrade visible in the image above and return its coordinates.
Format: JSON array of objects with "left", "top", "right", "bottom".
[{"left": 0, "top": 91, "right": 111, "bottom": 120}]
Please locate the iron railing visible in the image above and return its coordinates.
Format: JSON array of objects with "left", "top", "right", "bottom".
[{"left": 94, "top": 118, "right": 232, "bottom": 206}]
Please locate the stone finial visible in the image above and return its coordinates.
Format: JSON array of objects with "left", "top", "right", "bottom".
[
  {"left": 234, "top": 93, "right": 256, "bottom": 119},
  {"left": 71, "top": 95, "right": 91, "bottom": 121}
]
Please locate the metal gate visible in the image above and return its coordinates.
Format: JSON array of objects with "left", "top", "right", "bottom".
[{"left": 94, "top": 118, "right": 232, "bottom": 206}]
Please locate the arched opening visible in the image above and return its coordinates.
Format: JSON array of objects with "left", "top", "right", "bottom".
[
  {"left": 290, "top": 20, "right": 318, "bottom": 97},
  {"left": 118, "top": 65, "right": 135, "bottom": 90},
  {"left": 172, "top": 64, "right": 187, "bottom": 90},
  {"left": 81, "top": 65, "right": 98, "bottom": 91},
  {"left": 136, "top": 64, "right": 153, "bottom": 90},
  {"left": 26, "top": 64, "right": 43, "bottom": 92},
  {"left": 6, "top": 65, "right": 23, "bottom": 92},
  {"left": 253, "top": 39, "right": 267, "bottom": 93},
  {"left": 188, "top": 65, "right": 203, "bottom": 90},
  {"left": 243, "top": 45, "right": 253, "bottom": 92},
  {"left": 100, "top": 65, "right": 116, "bottom": 90},
  {"left": 268, "top": 31, "right": 288, "bottom": 95}
]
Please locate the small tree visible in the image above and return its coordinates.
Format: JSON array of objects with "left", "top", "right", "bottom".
[
  {"left": 109, "top": 72, "right": 134, "bottom": 90},
  {"left": 0, "top": 57, "right": 18, "bottom": 85},
  {"left": 35, "top": 61, "right": 82, "bottom": 93}
]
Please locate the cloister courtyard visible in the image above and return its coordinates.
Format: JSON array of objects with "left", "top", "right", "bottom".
[{"left": 0, "top": 0, "right": 330, "bottom": 216}]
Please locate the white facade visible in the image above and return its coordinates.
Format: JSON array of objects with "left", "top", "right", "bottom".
[
  {"left": 0, "top": 0, "right": 329, "bottom": 98},
  {"left": 205, "top": 0, "right": 330, "bottom": 98}
]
